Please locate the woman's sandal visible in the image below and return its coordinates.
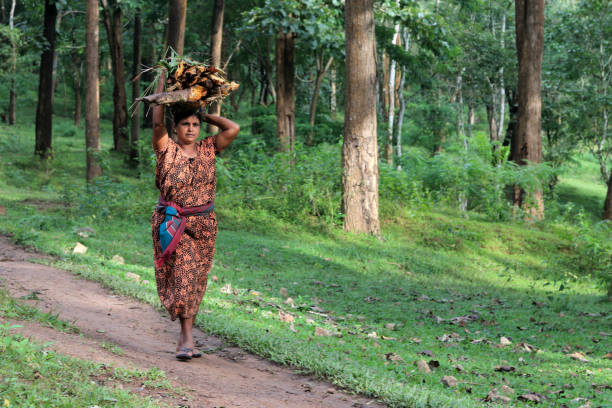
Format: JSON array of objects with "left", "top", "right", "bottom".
[
  {"left": 175, "top": 347, "right": 193, "bottom": 361},
  {"left": 191, "top": 349, "right": 202, "bottom": 358}
]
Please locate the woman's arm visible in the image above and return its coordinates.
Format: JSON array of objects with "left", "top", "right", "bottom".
[
  {"left": 204, "top": 114, "right": 240, "bottom": 153},
  {"left": 152, "top": 72, "right": 168, "bottom": 152}
]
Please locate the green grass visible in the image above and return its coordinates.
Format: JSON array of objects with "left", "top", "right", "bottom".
[
  {"left": 0, "top": 289, "right": 174, "bottom": 407},
  {"left": 0, "top": 116, "right": 611, "bottom": 407}
]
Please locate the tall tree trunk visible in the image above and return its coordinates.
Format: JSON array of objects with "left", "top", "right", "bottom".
[
  {"left": 51, "top": 11, "right": 64, "bottom": 98},
  {"left": 101, "top": 0, "right": 129, "bottom": 152},
  {"left": 8, "top": 0, "right": 16, "bottom": 125},
  {"left": 130, "top": 12, "right": 142, "bottom": 164},
  {"left": 35, "top": 0, "right": 57, "bottom": 159},
  {"left": 486, "top": 102, "right": 498, "bottom": 144},
  {"left": 208, "top": 0, "right": 224, "bottom": 134},
  {"left": 73, "top": 61, "right": 82, "bottom": 126},
  {"left": 604, "top": 169, "right": 612, "bottom": 220},
  {"left": 275, "top": 30, "right": 295, "bottom": 152},
  {"left": 330, "top": 66, "right": 337, "bottom": 119},
  {"left": 307, "top": 52, "right": 333, "bottom": 145},
  {"left": 385, "top": 12, "right": 401, "bottom": 165},
  {"left": 85, "top": 0, "right": 102, "bottom": 180},
  {"left": 514, "top": 0, "right": 545, "bottom": 218},
  {"left": 395, "top": 28, "right": 409, "bottom": 167},
  {"left": 342, "top": 0, "right": 381, "bottom": 236},
  {"left": 497, "top": 13, "right": 507, "bottom": 143},
  {"left": 167, "top": 0, "right": 186, "bottom": 55}
]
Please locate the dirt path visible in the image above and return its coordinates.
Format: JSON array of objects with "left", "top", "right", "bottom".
[{"left": 0, "top": 236, "right": 383, "bottom": 408}]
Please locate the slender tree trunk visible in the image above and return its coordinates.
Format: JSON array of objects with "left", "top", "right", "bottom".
[
  {"left": 497, "top": 13, "right": 506, "bottom": 142},
  {"left": 275, "top": 30, "right": 295, "bottom": 152},
  {"left": 35, "top": 0, "right": 57, "bottom": 159},
  {"left": 51, "top": 11, "right": 63, "bottom": 98},
  {"left": 8, "top": 0, "right": 16, "bottom": 125},
  {"left": 207, "top": 0, "right": 224, "bottom": 134},
  {"left": 85, "top": 0, "right": 101, "bottom": 180},
  {"left": 342, "top": 0, "right": 381, "bottom": 236},
  {"left": 395, "top": 28, "right": 409, "bottom": 167},
  {"left": 514, "top": 0, "right": 545, "bottom": 218},
  {"left": 167, "top": 0, "right": 186, "bottom": 55},
  {"left": 330, "top": 66, "right": 337, "bottom": 119},
  {"left": 486, "top": 102, "right": 498, "bottom": 144},
  {"left": 604, "top": 169, "right": 612, "bottom": 220},
  {"left": 386, "top": 13, "right": 401, "bottom": 165},
  {"left": 101, "top": 0, "right": 129, "bottom": 152},
  {"left": 73, "top": 61, "right": 82, "bottom": 126},
  {"left": 130, "top": 12, "right": 142, "bottom": 164},
  {"left": 307, "top": 53, "right": 333, "bottom": 145}
]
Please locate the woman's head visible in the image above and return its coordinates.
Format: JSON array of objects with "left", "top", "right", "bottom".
[{"left": 171, "top": 104, "right": 202, "bottom": 144}]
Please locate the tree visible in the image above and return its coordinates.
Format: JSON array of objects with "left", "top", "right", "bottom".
[
  {"left": 85, "top": 0, "right": 101, "bottom": 180},
  {"left": 167, "top": 0, "right": 186, "bottom": 55},
  {"left": 100, "top": 0, "right": 129, "bottom": 152},
  {"left": 7, "top": 0, "right": 16, "bottom": 125},
  {"left": 207, "top": 0, "right": 224, "bottom": 134},
  {"left": 342, "top": 0, "right": 381, "bottom": 236},
  {"left": 275, "top": 29, "right": 295, "bottom": 152},
  {"left": 513, "top": 0, "right": 545, "bottom": 218},
  {"left": 34, "top": 0, "right": 57, "bottom": 159},
  {"left": 130, "top": 11, "right": 141, "bottom": 164}
]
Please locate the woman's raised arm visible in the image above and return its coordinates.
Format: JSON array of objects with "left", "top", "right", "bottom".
[
  {"left": 152, "top": 72, "right": 168, "bottom": 152},
  {"left": 204, "top": 114, "right": 240, "bottom": 153}
]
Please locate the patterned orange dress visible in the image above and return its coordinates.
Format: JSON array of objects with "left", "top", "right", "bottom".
[{"left": 151, "top": 136, "right": 217, "bottom": 320}]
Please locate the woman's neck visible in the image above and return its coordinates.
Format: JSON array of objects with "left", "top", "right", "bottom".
[{"left": 178, "top": 141, "right": 197, "bottom": 157}]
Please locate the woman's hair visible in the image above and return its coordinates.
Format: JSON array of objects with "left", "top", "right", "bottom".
[{"left": 171, "top": 103, "right": 202, "bottom": 125}]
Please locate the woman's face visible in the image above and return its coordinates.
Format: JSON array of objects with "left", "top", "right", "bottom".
[{"left": 174, "top": 115, "right": 201, "bottom": 144}]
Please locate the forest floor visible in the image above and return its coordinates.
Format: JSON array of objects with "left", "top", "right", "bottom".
[
  {"left": 0, "top": 235, "right": 381, "bottom": 408},
  {"left": 0, "top": 118, "right": 611, "bottom": 407}
]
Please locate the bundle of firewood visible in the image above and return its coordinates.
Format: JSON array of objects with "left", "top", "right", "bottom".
[{"left": 138, "top": 57, "right": 239, "bottom": 109}]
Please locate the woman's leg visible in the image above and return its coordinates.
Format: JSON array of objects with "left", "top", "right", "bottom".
[{"left": 177, "top": 316, "right": 195, "bottom": 351}]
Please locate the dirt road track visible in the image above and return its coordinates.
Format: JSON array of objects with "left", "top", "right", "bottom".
[{"left": 0, "top": 236, "right": 383, "bottom": 408}]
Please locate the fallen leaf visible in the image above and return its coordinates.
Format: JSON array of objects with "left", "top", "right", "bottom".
[
  {"left": 381, "top": 335, "right": 396, "bottom": 340},
  {"left": 569, "top": 351, "right": 589, "bottom": 362},
  {"left": 441, "top": 375, "right": 458, "bottom": 387},
  {"left": 411, "top": 337, "right": 422, "bottom": 344},
  {"left": 484, "top": 389, "right": 511, "bottom": 403},
  {"left": 73, "top": 242, "right": 87, "bottom": 254},
  {"left": 517, "top": 342, "right": 538, "bottom": 353},
  {"left": 211, "top": 275, "right": 219, "bottom": 282},
  {"left": 367, "top": 331, "right": 378, "bottom": 339},
  {"left": 450, "top": 313, "right": 480, "bottom": 325},
  {"left": 284, "top": 297, "right": 295, "bottom": 307},
  {"left": 427, "top": 360, "right": 440, "bottom": 369},
  {"left": 220, "top": 283, "right": 233, "bottom": 294},
  {"left": 417, "top": 294, "right": 431, "bottom": 301},
  {"left": 385, "top": 323, "right": 396, "bottom": 330},
  {"left": 314, "top": 327, "right": 332, "bottom": 337},
  {"left": 500, "top": 385, "right": 515, "bottom": 395},
  {"left": 416, "top": 359, "right": 431, "bottom": 373},
  {"left": 364, "top": 296, "right": 381, "bottom": 303},
  {"left": 453, "top": 364, "right": 465, "bottom": 373},
  {"left": 518, "top": 393, "right": 542, "bottom": 403},
  {"left": 499, "top": 336, "right": 512, "bottom": 346},
  {"left": 125, "top": 272, "right": 140, "bottom": 282},
  {"left": 470, "top": 337, "right": 490, "bottom": 344},
  {"left": 278, "top": 311, "right": 294, "bottom": 323},
  {"left": 279, "top": 287, "right": 289, "bottom": 298},
  {"left": 385, "top": 352, "right": 403, "bottom": 362},
  {"left": 494, "top": 365, "right": 516, "bottom": 372},
  {"left": 420, "top": 350, "right": 435, "bottom": 357},
  {"left": 111, "top": 255, "right": 124, "bottom": 265}
]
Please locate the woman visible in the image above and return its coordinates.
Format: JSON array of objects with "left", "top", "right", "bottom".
[{"left": 151, "top": 74, "right": 239, "bottom": 361}]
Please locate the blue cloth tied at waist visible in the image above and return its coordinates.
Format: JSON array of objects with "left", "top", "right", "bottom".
[{"left": 155, "top": 195, "right": 214, "bottom": 268}]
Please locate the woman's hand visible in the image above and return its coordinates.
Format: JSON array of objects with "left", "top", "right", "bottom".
[{"left": 204, "top": 114, "right": 240, "bottom": 153}]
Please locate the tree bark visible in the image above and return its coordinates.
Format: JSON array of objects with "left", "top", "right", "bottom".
[
  {"left": 85, "top": 0, "right": 102, "bottom": 181},
  {"left": 8, "top": 0, "right": 16, "bottom": 125},
  {"left": 275, "top": 30, "right": 295, "bottom": 152},
  {"left": 207, "top": 0, "right": 224, "bottom": 134},
  {"left": 604, "top": 169, "right": 612, "bottom": 220},
  {"left": 130, "top": 12, "right": 142, "bottom": 164},
  {"left": 342, "top": 0, "right": 381, "bottom": 236},
  {"left": 307, "top": 52, "right": 333, "bottom": 145},
  {"left": 514, "top": 0, "right": 545, "bottom": 218},
  {"left": 167, "top": 0, "right": 186, "bottom": 55},
  {"left": 330, "top": 66, "right": 337, "bottom": 119},
  {"left": 497, "top": 13, "right": 507, "bottom": 142},
  {"left": 101, "top": 0, "right": 129, "bottom": 152},
  {"left": 73, "top": 61, "right": 82, "bottom": 127},
  {"left": 35, "top": 0, "right": 57, "bottom": 159},
  {"left": 385, "top": 12, "right": 401, "bottom": 165}
]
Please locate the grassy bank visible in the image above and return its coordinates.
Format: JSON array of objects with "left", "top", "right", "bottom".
[
  {"left": 0, "top": 289, "right": 172, "bottom": 408},
  {"left": 0, "top": 117, "right": 611, "bottom": 407}
]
